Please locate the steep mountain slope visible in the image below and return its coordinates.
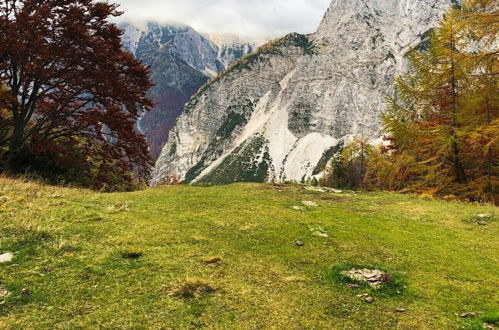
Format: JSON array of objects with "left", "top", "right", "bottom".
[
  {"left": 217, "top": 42, "right": 255, "bottom": 68},
  {"left": 152, "top": 0, "right": 455, "bottom": 185},
  {"left": 120, "top": 23, "right": 254, "bottom": 158}
]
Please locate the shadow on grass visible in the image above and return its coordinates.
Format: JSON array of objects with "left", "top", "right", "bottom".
[{"left": 0, "top": 226, "right": 52, "bottom": 255}]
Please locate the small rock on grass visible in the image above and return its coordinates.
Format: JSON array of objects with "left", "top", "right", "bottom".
[
  {"left": 341, "top": 268, "right": 392, "bottom": 289},
  {"left": 295, "top": 241, "right": 304, "bottom": 247},
  {"left": 21, "top": 286, "right": 30, "bottom": 296},
  {"left": 475, "top": 213, "right": 493, "bottom": 218},
  {"left": 312, "top": 231, "right": 329, "bottom": 238},
  {"left": 395, "top": 308, "right": 407, "bottom": 313},
  {"left": 347, "top": 284, "right": 360, "bottom": 289},
  {"left": 305, "top": 187, "right": 327, "bottom": 193},
  {"left": 460, "top": 312, "right": 476, "bottom": 318},
  {"left": 302, "top": 201, "right": 319, "bottom": 207},
  {"left": 304, "top": 187, "right": 343, "bottom": 193},
  {"left": 364, "top": 296, "right": 374, "bottom": 303},
  {"left": 0, "top": 253, "right": 13, "bottom": 263},
  {"left": 0, "top": 287, "right": 11, "bottom": 299}
]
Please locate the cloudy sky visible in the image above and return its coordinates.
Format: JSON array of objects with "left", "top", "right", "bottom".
[{"left": 113, "top": 0, "right": 331, "bottom": 43}]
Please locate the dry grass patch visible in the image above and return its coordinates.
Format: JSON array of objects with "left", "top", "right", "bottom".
[{"left": 167, "top": 278, "right": 217, "bottom": 299}]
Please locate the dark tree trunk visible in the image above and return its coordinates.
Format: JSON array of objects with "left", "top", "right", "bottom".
[
  {"left": 485, "top": 93, "right": 493, "bottom": 198},
  {"left": 449, "top": 29, "right": 467, "bottom": 184},
  {"left": 360, "top": 139, "right": 366, "bottom": 187},
  {"left": 6, "top": 118, "right": 25, "bottom": 170}
]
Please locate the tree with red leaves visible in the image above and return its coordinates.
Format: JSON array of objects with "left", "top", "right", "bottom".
[{"left": 0, "top": 0, "right": 153, "bottom": 190}]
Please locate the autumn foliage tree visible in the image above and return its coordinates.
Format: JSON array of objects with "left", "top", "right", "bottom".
[
  {"left": 368, "top": 0, "right": 498, "bottom": 203},
  {"left": 457, "top": 0, "right": 498, "bottom": 200},
  {"left": 319, "top": 138, "right": 372, "bottom": 190},
  {"left": 0, "top": 0, "right": 153, "bottom": 190}
]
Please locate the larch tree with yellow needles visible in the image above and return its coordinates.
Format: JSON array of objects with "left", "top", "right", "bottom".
[{"left": 370, "top": 0, "right": 498, "bottom": 203}]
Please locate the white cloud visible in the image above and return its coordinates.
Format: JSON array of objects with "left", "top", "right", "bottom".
[{"left": 113, "top": 0, "right": 331, "bottom": 43}]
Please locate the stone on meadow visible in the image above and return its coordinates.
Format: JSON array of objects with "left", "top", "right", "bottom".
[
  {"left": 341, "top": 268, "right": 392, "bottom": 288},
  {"left": 305, "top": 187, "right": 327, "bottom": 193},
  {"left": 0, "top": 253, "right": 13, "bottom": 263},
  {"left": 312, "top": 231, "right": 329, "bottom": 238},
  {"left": 304, "top": 187, "right": 343, "bottom": 194},
  {"left": 475, "top": 213, "right": 493, "bottom": 218},
  {"left": 364, "top": 296, "right": 374, "bottom": 303},
  {"left": 21, "top": 286, "right": 30, "bottom": 296},
  {"left": 0, "top": 286, "right": 11, "bottom": 299}
]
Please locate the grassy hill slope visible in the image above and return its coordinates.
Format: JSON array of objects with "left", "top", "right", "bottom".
[{"left": 0, "top": 177, "right": 498, "bottom": 329}]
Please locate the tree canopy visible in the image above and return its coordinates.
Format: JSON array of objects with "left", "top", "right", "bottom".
[
  {"left": 369, "top": 0, "right": 498, "bottom": 203},
  {"left": 0, "top": 0, "right": 154, "bottom": 190}
]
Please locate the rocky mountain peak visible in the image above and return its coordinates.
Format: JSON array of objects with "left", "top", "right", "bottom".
[
  {"left": 152, "top": 0, "right": 456, "bottom": 185},
  {"left": 314, "top": 0, "right": 453, "bottom": 60},
  {"left": 119, "top": 22, "right": 253, "bottom": 159}
]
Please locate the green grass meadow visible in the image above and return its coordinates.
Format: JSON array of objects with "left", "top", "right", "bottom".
[{"left": 0, "top": 177, "right": 497, "bottom": 329}]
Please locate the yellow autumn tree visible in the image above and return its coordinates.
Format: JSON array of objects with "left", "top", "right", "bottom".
[
  {"left": 371, "top": 0, "right": 498, "bottom": 203},
  {"left": 457, "top": 0, "right": 498, "bottom": 202}
]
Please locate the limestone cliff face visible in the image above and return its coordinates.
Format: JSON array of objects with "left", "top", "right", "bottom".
[
  {"left": 120, "top": 22, "right": 253, "bottom": 158},
  {"left": 217, "top": 42, "right": 255, "bottom": 68},
  {"left": 152, "top": 0, "right": 454, "bottom": 185}
]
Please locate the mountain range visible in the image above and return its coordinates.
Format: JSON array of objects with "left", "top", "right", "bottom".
[
  {"left": 120, "top": 22, "right": 254, "bottom": 158},
  {"left": 151, "top": 0, "right": 456, "bottom": 185}
]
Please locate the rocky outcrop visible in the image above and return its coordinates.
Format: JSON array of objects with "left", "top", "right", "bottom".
[
  {"left": 217, "top": 42, "right": 255, "bottom": 68},
  {"left": 152, "top": 0, "right": 455, "bottom": 184},
  {"left": 120, "top": 23, "right": 253, "bottom": 158}
]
